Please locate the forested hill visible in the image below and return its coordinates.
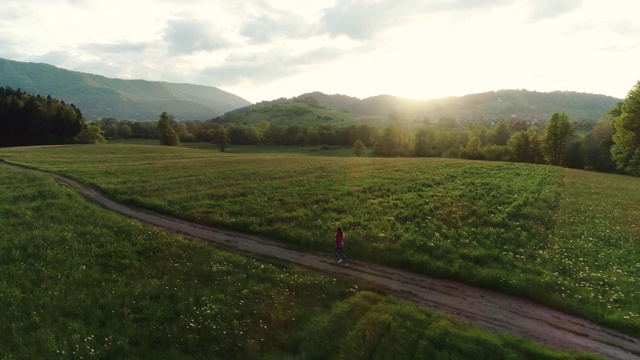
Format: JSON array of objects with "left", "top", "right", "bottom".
[
  {"left": 0, "top": 58, "right": 251, "bottom": 121},
  {"left": 251, "top": 90, "right": 621, "bottom": 122}
]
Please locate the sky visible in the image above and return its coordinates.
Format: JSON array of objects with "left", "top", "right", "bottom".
[{"left": 1, "top": 0, "right": 639, "bottom": 103}]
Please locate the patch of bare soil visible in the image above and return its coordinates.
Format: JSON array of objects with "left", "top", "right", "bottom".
[{"left": 5, "top": 161, "right": 639, "bottom": 359}]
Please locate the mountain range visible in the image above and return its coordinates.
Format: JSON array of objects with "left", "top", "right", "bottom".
[
  {"left": 276, "top": 90, "right": 620, "bottom": 123},
  {"left": 0, "top": 57, "right": 622, "bottom": 123},
  {"left": 0, "top": 58, "right": 251, "bottom": 121}
]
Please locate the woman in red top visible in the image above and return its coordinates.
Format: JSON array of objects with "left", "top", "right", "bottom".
[{"left": 334, "top": 226, "right": 347, "bottom": 266}]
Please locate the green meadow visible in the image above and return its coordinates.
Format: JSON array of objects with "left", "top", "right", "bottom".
[
  {"left": 1, "top": 143, "right": 639, "bottom": 339},
  {"left": 0, "top": 154, "right": 601, "bottom": 359}
]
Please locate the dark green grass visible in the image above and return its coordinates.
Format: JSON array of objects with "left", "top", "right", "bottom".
[
  {"left": 1, "top": 144, "right": 639, "bottom": 337},
  {"left": 0, "top": 163, "right": 598, "bottom": 359}
]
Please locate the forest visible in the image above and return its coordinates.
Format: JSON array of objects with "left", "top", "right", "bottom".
[{"left": 0, "top": 87, "right": 96, "bottom": 147}]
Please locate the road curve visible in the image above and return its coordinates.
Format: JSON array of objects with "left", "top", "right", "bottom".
[{"left": 4, "top": 160, "right": 640, "bottom": 359}]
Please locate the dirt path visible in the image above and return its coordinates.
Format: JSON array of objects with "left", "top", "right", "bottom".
[{"left": 5, "top": 161, "right": 640, "bottom": 359}]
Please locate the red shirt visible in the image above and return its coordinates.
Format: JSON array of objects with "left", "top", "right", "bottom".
[{"left": 336, "top": 231, "right": 344, "bottom": 246}]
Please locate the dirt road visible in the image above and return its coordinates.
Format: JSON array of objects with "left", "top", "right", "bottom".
[{"left": 6, "top": 161, "right": 640, "bottom": 359}]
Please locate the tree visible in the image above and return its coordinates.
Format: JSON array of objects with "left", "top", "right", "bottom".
[
  {"left": 491, "top": 119, "right": 511, "bottom": 146},
  {"left": 563, "top": 138, "right": 586, "bottom": 169},
  {"left": 460, "top": 136, "right": 484, "bottom": 160},
  {"left": 414, "top": 128, "right": 433, "bottom": 157},
  {"left": 483, "top": 145, "right": 510, "bottom": 161},
  {"left": 352, "top": 139, "right": 367, "bottom": 157},
  {"left": 76, "top": 124, "right": 106, "bottom": 144},
  {"left": 508, "top": 130, "right": 544, "bottom": 164},
  {"left": 542, "top": 112, "right": 573, "bottom": 166},
  {"left": 303, "top": 97, "right": 319, "bottom": 107},
  {"left": 611, "top": 81, "right": 640, "bottom": 176},
  {"left": 173, "top": 122, "right": 190, "bottom": 141},
  {"left": 374, "top": 124, "right": 412, "bottom": 156},
  {"left": 211, "top": 125, "right": 229, "bottom": 152},
  {"left": 307, "top": 126, "right": 320, "bottom": 145},
  {"left": 157, "top": 112, "right": 180, "bottom": 146},
  {"left": 105, "top": 124, "right": 118, "bottom": 138},
  {"left": 118, "top": 124, "right": 132, "bottom": 139},
  {"left": 255, "top": 120, "right": 270, "bottom": 144},
  {"left": 584, "top": 118, "right": 616, "bottom": 172}
]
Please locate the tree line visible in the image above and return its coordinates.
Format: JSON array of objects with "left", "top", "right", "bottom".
[
  {"left": 92, "top": 113, "right": 379, "bottom": 150},
  {"left": 93, "top": 106, "right": 620, "bottom": 173}
]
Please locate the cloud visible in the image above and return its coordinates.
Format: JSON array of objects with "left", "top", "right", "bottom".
[
  {"left": 315, "top": 0, "right": 516, "bottom": 40},
  {"left": 198, "top": 45, "right": 349, "bottom": 86},
  {"left": 293, "top": 46, "right": 349, "bottom": 66},
  {"left": 240, "top": 12, "right": 311, "bottom": 44},
  {"left": 566, "top": 19, "right": 640, "bottom": 39},
  {"left": 528, "top": 0, "right": 583, "bottom": 23},
  {"left": 0, "top": 4, "right": 23, "bottom": 22},
  {"left": 236, "top": 0, "right": 312, "bottom": 43},
  {"left": 198, "top": 59, "right": 288, "bottom": 86},
  {"left": 163, "top": 18, "right": 231, "bottom": 56},
  {"left": 82, "top": 41, "right": 149, "bottom": 54},
  {"left": 608, "top": 20, "right": 640, "bottom": 36},
  {"left": 0, "top": 36, "right": 21, "bottom": 60},
  {"left": 316, "top": 0, "right": 412, "bottom": 40}
]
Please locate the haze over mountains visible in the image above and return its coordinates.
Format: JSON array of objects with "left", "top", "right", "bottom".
[{"left": 0, "top": 57, "right": 621, "bottom": 122}]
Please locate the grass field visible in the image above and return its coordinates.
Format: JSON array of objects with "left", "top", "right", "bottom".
[
  {"left": 107, "top": 138, "right": 364, "bottom": 157},
  {"left": 0, "top": 143, "right": 639, "bottom": 338},
  {"left": 0, "top": 159, "right": 599, "bottom": 359}
]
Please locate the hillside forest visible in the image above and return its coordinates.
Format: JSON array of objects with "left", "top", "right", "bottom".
[{"left": 3, "top": 81, "right": 640, "bottom": 177}]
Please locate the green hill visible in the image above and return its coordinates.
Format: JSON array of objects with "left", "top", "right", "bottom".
[
  {"left": 225, "top": 100, "right": 390, "bottom": 127},
  {"left": 243, "top": 90, "right": 621, "bottom": 124},
  {"left": 0, "top": 58, "right": 251, "bottom": 121}
]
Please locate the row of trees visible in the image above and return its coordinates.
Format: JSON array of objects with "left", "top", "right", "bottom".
[
  {"left": 93, "top": 115, "right": 378, "bottom": 148},
  {"left": 93, "top": 111, "right": 611, "bottom": 171}
]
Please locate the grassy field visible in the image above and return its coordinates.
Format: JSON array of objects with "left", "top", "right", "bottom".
[
  {"left": 0, "top": 144, "right": 639, "bottom": 338},
  {"left": 0, "top": 159, "right": 600, "bottom": 359},
  {"left": 108, "top": 138, "right": 364, "bottom": 157}
]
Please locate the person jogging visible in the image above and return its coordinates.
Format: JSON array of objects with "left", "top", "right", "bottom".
[{"left": 334, "top": 226, "right": 348, "bottom": 266}]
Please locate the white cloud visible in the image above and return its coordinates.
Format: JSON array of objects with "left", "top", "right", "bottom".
[
  {"left": 527, "top": 0, "right": 583, "bottom": 23},
  {"left": 163, "top": 18, "right": 231, "bottom": 56},
  {"left": 82, "top": 42, "right": 150, "bottom": 54},
  {"left": 240, "top": 8, "right": 311, "bottom": 43}
]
